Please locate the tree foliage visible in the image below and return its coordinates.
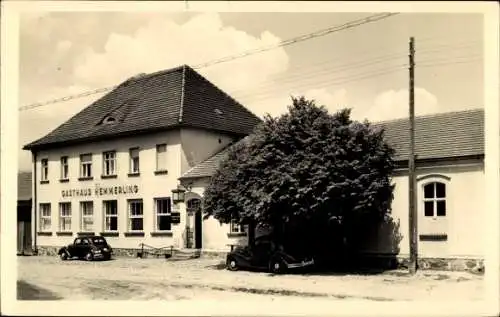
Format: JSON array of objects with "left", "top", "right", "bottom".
[{"left": 203, "top": 97, "right": 396, "bottom": 252}]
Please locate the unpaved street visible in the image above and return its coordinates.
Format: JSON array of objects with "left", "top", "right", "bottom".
[{"left": 17, "top": 256, "right": 484, "bottom": 301}]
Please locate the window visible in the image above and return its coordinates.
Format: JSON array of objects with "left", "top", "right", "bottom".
[
  {"left": 80, "top": 154, "right": 93, "bottom": 178},
  {"left": 103, "top": 151, "right": 116, "bottom": 176},
  {"left": 60, "top": 156, "right": 69, "bottom": 179},
  {"left": 230, "top": 219, "right": 246, "bottom": 234},
  {"left": 80, "top": 201, "right": 94, "bottom": 232},
  {"left": 423, "top": 182, "right": 447, "bottom": 217},
  {"left": 155, "top": 198, "right": 172, "bottom": 231},
  {"left": 129, "top": 148, "right": 140, "bottom": 174},
  {"left": 156, "top": 144, "right": 167, "bottom": 171},
  {"left": 103, "top": 200, "right": 118, "bottom": 231},
  {"left": 59, "top": 202, "right": 72, "bottom": 232},
  {"left": 39, "top": 203, "right": 51, "bottom": 231},
  {"left": 128, "top": 199, "right": 143, "bottom": 231},
  {"left": 41, "top": 159, "right": 49, "bottom": 181}
]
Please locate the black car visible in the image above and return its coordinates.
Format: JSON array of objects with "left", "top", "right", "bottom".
[
  {"left": 58, "top": 236, "right": 112, "bottom": 261},
  {"left": 225, "top": 236, "right": 314, "bottom": 274}
]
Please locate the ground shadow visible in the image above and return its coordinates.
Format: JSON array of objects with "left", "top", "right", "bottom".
[
  {"left": 17, "top": 280, "right": 62, "bottom": 300},
  {"left": 207, "top": 216, "right": 404, "bottom": 275}
]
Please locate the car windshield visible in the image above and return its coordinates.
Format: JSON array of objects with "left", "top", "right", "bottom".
[{"left": 91, "top": 237, "right": 107, "bottom": 245}]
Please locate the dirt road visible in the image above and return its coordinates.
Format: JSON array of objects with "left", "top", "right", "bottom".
[{"left": 17, "top": 256, "right": 484, "bottom": 301}]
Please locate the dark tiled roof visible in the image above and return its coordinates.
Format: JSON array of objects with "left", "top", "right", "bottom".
[
  {"left": 179, "top": 136, "right": 251, "bottom": 180},
  {"left": 18, "top": 172, "right": 32, "bottom": 201},
  {"left": 376, "top": 108, "right": 484, "bottom": 161},
  {"left": 23, "top": 65, "right": 262, "bottom": 151},
  {"left": 179, "top": 149, "right": 231, "bottom": 180},
  {"left": 179, "top": 108, "right": 484, "bottom": 180}
]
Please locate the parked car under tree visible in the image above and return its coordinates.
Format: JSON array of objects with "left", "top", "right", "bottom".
[
  {"left": 225, "top": 235, "right": 314, "bottom": 274},
  {"left": 58, "top": 236, "right": 113, "bottom": 261}
]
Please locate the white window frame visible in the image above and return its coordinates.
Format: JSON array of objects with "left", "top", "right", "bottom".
[
  {"left": 128, "top": 199, "right": 144, "bottom": 232},
  {"left": 80, "top": 201, "right": 94, "bottom": 232},
  {"left": 59, "top": 202, "right": 72, "bottom": 232},
  {"left": 80, "top": 154, "right": 93, "bottom": 178},
  {"left": 103, "top": 200, "right": 118, "bottom": 232},
  {"left": 423, "top": 181, "right": 447, "bottom": 218},
  {"left": 154, "top": 198, "right": 172, "bottom": 232},
  {"left": 156, "top": 144, "right": 167, "bottom": 171},
  {"left": 230, "top": 219, "right": 246, "bottom": 234},
  {"left": 60, "top": 156, "right": 69, "bottom": 180},
  {"left": 129, "top": 147, "right": 140, "bottom": 174},
  {"left": 103, "top": 151, "right": 117, "bottom": 176},
  {"left": 40, "top": 158, "right": 49, "bottom": 181},
  {"left": 39, "top": 203, "right": 51, "bottom": 231}
]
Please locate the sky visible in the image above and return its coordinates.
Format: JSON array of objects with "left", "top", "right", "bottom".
[{"left": 17, "top": 10, "right": 484, "bottom": 171}]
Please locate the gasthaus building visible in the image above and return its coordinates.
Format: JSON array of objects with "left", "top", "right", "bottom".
[
  {"left": 24, "top": 64, "right": 485, "bottom": 270},
  {"left": 23, "top": 65, "right": 261, "bottom": 257}
]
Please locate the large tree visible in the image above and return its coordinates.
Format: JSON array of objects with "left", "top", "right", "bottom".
[{"left": 203, "top": 97, "right": 395, "bottom": 256}]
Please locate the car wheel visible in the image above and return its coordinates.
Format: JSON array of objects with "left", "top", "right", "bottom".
[
  {"left": 269, "top": 258, "right": 285, "bottom": 274},
  {"left": 84, "top": 252, "right": 94, "bottom": 261},
  {"left": 226, "top": 257, "right": 239, "bottom": 271},
  {"left": 60, "top": 252, "right": 68, "bottom": 261}
]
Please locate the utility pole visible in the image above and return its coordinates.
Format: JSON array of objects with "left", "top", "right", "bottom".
[{"left": 408, "top": 37, "right": 418, "bottom": 274}]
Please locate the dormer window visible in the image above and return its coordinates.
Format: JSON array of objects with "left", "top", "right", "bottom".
[{"left": 103, "top": 117, "right": 116, "bottom": 124}]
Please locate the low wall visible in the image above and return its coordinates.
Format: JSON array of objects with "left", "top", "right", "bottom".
[{"left": 34, "top": 246, "right": 484, "bottom": 273}]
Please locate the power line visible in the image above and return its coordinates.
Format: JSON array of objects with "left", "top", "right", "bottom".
[
  {"left": 19, "top": 12, "right": 399, "bottom": 112},
  {"left": 200, "top": 55, "right": 480, "bottom": 108},
  {"left": 418, "top": 58, "right": 482, "bottom": 68},
  {"left": 230, "top": 54, "right": 479, "bottom": 102},
  {"left": 19, "top": 86, "right": 114, "bottom": 111},
  {"left": 191, "top": 12, "right": 399, "bottom": 69},
  {"left": 223, "top": 46, "right": 481, "bottom": 97},
  {"left": 235, "top": 65, "right": 408, "bottom": 104},
  {"left": 227, "top": 53, "right": 408, "bottom": 96}
]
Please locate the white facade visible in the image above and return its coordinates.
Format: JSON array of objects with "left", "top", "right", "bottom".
[
  {"left": 32, "top": 128, "right": 237, "bottom": 251},
  {"left": 360, "top": 161, "right": 485, "bottom": 258}
]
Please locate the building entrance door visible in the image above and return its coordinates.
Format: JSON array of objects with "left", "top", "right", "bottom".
[{"left": 186, "top": 198, "right": 202, "bottom": 249}]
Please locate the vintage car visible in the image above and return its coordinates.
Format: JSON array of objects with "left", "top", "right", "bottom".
[
  {"left": 225, "top": 236, "right": 315, "bottom": 274},
  {"left": 58, "top": 236, "right": 112, "bottom": 261}
]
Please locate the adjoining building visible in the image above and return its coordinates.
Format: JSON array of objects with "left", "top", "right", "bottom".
[
  {"left": 23, "top": 64, "right": 485, "bottom": 271},
  {"left": 178, "top": 109, "right": 485, "bottom": 271},
  {"left": 17, "top": 171, "right": 33, "bottom": 255}
]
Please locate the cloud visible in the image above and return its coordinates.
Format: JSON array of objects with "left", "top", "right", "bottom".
[
  {"left": 71, "top": 13, "right": 288, "bottom": 92},
  {"left": 362, "top": 87, "right": 440, "bottom": 122}
]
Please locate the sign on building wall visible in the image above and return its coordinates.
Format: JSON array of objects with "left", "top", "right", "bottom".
[
  {"left": 61, "top": 184, "right": 139, "bottom": 198},
  {"left": 171, "top": 212, "right": 181, "bottom": 224}
]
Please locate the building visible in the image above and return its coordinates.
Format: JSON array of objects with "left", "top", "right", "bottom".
[
  {"left": 17, "top": 172, "right": 33, "bottom": 255},
  {"left": 23, "top": 64, "right": 485, "bottom": 270},
  {"left": 23, "top": 65, "right": 261, "bottom": 256},
  {"left": 178, "top": 108, "right": 485, "bottom": 271}
]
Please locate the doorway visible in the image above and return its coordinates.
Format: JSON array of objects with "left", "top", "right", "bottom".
[{"left": 187, "top": 198, "right": 202, "bottom": 249}]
